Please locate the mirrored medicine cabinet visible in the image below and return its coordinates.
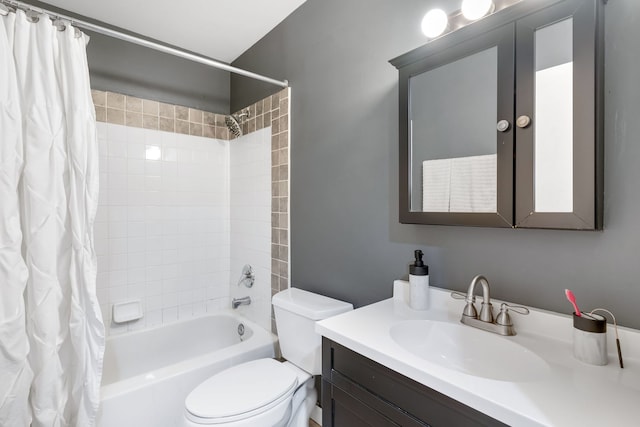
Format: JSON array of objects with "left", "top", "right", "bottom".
[{"left": 390, "top": 0, "right": 604, "bottom": 230}]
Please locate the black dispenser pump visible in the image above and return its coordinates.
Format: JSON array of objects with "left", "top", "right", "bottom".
[{"left": 410, "top": 250, "right": 429, "bottom": 276}]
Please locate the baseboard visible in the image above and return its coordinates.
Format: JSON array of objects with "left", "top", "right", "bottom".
[{"left": 310, "top": 404, "right": 322, "bottom": 425}]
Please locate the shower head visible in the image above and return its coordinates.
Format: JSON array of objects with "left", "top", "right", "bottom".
[
  {"left": 225, "top": 109, "right": 250, "bottom": 139},
  {"left": 225, "top": 115, "right": 242, "bottom": 138}
]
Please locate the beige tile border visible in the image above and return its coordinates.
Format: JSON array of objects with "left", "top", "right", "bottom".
[
  {"left": 92, "top": 90, "right": 230, "bottom": 140},
  {"left": 230, "top": 88, "right": 291, "bottom": 334}
]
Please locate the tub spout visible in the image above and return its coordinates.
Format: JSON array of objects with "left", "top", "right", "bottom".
[{"left": 232, "top": 296, "right": 251, "bottom": 309}]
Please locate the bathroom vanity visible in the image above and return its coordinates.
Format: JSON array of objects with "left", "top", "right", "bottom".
[
  {"left": 317, "top": 282, "right": 640, "bottom": 426},
  {"left": 322, "top": 338, "right": 505, "bottom": 426}
]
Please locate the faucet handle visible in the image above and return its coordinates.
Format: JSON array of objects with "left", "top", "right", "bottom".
[
  {"left": 450, "top": 291, "right": 467, "bottom": 300},
  {"left": 502, "top": 303, "right": 529, "bottom": 315},
  {"left": 496, "top": 303, "right": 529, "bottom": 326},
  {"left": 452, "top": 291, "right": 479, "bottom": 318}
]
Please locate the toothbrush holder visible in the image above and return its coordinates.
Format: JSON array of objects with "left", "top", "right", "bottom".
[{"left": 573, "top": 312, "right": 608, "bottom": 366}]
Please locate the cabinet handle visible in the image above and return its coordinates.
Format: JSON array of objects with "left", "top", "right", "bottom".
[
  {"left": 496, "top": 120, "right": 510, "bottom": 132},
  {"left": 516, "top": 115, "right": 531, "bottom": 128}
]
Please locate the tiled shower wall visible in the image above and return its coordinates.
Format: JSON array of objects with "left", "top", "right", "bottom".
[
  {"left": 92, "top": 88, "right": 290, "bottom": 334},
  {"left": 230, "top": 89, "right": 291, "bottom": 333},
  {"left": 229, "top": 128, "right": 272, "bottom": 332},
  {"left": 95, "top": 123, "right": 231, "bottom": 334}
]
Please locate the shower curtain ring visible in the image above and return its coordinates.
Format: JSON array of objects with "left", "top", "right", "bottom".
[
  {"left": 26, "top": 10, "right": 41, "bottom": 23},
  {"left": 0, "top": 4, "right": 15, "bottom": 16},
  {"left": 53, "top": 19, "right": 66, "bottom": 31}
]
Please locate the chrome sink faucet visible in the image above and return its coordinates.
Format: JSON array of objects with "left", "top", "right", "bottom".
[
  {"left": 452, "top": 275, "right": 529, "bottom": 336},
  {"left": 463, "top": 275, "right": 494, "bottom": 322}
]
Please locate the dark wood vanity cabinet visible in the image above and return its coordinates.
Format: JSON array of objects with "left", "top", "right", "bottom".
[
  {"left": 391, "top": 0, "right": 604, "bottom": 230},
  {"left": 321, "top": 338, "right": 507, "bottom": 427}
]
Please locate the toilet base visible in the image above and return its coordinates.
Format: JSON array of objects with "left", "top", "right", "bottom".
[{"left": 287, "top": 378, "right": 317, "bottom": 427}]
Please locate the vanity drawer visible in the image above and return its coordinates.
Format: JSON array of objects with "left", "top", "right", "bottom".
[{"left": 322, "top": 338, "right": 507, "bottom": 427}]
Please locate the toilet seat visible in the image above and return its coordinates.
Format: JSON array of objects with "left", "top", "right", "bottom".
[{"left": 185, "top": 359, "right": 298, "bottom": 425}]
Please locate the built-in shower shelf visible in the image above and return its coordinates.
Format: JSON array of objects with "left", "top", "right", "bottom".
[{"left": 112, "top": 300, "right": 144, "bottom": 323}]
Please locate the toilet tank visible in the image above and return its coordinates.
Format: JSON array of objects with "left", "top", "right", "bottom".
[{"left": 272, "top": 288, "right": 353, "bottom": 375}]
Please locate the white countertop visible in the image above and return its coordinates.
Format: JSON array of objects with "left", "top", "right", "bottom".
[{"left": 316, "top": 281, "right": 640, "bottom": 427}]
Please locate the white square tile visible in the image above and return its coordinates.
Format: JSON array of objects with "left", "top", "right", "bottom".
[
  {"left": 108, "top": 189, "right": 127, "bottom": 205},
  {"left": 146, "top": 266, "right": 163, "bottom": 282},
  {"left": 162, "top": 278, "right": 180, "bottom": 293},
  {"left": 145, "top": 160, "right": 162, "bottom": 176},
  {"left": 109, "top": 238, "right": 128, "bottom": 255},
  {"left": 127, "top": 283, "right": 146, "bottom": 299},
  {"left": 145, "top": 280, "right": 163, "bottom": 297},
  {"left": 127, "top": 206, "right": 145, "bottom": 221},
  {"left": 128, "top": 174, "right": 145, "bottom": 191},
  {"left": 95, "top": 238, "right": 108, "bottom": 256},
  {"left": 146, "top": 222, "right": 163, "bottom": 237},
  {"left": 108, "top": 285, "right": 127, "bottom": 302},
  {"left": 128, "top": 267, "right": 146, "bottom": 284},
  {"left": 125, "top": 125, "right": 145, "bottom": 143},
  {"left": 145, "top": 206, "right": 164, "bottom": 221},
  {"left": 146, "top": 309, "right": 162, "bottom": 327},
  {"left": 145, "top": 176, "right": 162, "bottom": 192},
  {"left": 108, "top": 140, "right": 128, "bottom": 158},
  {"left": 127, "top": 143, "right": 145, "bottom": 160},
  {"left": 146, "top": 251, "right": 163, "bottom": 266},
  {"left": 127, "top": 222, "right": 146, "bottom": 237},
  {"left": 109, "top": 157, "right": 127, "bottom": 174},
  {"left": 107, "top": 124, "right": 127, "bottom": 142},
  {"left": 128, "top": 159, "right": 145, "bottom": 175},
  {"left": 127, "top": 191, "right": 146, "bottom": 206},
  {"left": 162, "top": 147, "right": 178, "bottom": 162},
  {"left": 146, "top": 236, "right": 163, "bottom": 251},
  {"left": 146, "top": 294, "right": 162, "bottom": 310},
  {"left": 162, "top": 307, "right": 178, "bottom": 323},
  {"left": 109, "top": 253, "right": 128, "bottom": 271},
  {"left": 178, "top": 304, "right": 194, "bottom": 319},
  {"left": 108, "top": 221, "right": 128, "bottom": 239}
]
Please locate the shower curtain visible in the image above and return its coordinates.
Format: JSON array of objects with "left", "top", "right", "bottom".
[{"left": 0, "top": 9, "right": 105, "bottom": 427}]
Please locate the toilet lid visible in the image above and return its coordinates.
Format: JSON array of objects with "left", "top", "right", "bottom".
[{"left": 185, "top": 359, "right": 298, "bottom": 422}]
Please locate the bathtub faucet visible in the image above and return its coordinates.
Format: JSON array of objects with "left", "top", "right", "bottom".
[{"left": 232, "top": 296, "right": 251, "bottom": 309}]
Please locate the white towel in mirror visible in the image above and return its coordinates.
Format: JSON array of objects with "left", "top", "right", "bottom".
[
  {"left": 422, "top": 158, "right": 452, "bottom": 212},
  {"left": 450, "top": 154, "right": 497, "bottom": 212}
]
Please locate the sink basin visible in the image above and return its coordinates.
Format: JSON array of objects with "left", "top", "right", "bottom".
[{"left": 389, "top": 320, "right": 550, "bottom": 382}]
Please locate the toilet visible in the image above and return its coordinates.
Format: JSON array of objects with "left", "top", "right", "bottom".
[{"left": 183, "top": 288, "right": 353, "bottom": 427}]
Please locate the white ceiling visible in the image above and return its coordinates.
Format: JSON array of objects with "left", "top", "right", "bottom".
[{"left": 41, "top": 0, "right": 307, "bottom": 63}]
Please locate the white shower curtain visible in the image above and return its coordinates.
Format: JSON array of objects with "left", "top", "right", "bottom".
[{"left": 0, "top": 9, "right": 105, "bottom": 427}]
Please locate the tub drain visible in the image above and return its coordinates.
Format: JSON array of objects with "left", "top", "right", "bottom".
[{"left": 237, "top": 323, "right": 245, "bottom": 339}]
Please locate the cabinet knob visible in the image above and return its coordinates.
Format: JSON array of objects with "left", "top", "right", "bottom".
[
  {"left": 496, "top": 120, "right": 510, "bottom": 132},
  {"left": 516, "top": 115, "right": 531, "bottom": 128}
]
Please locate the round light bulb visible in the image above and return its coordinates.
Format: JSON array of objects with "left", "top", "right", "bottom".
[
  {"left": 461, "top": 0, "right": 494, "bottom": 21},
  {"left": 421, "top": 9, "right": 448, "bottom": 39}
]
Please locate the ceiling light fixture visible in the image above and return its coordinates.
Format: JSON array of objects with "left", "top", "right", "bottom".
[
  {"left": 421, "top": 0, "right": 517, "bottom": 41},
  {"left": 461, "top": 0, "right": 495, "bottom": 20},
  {"left": 421, "top": 9, "right": 449, "bottom": 39}
]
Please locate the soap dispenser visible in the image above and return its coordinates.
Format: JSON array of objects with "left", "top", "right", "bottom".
[{"left": 409, "top": 250, "right": 429, "bottom": 310}]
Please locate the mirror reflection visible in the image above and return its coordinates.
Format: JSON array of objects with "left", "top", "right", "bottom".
[
  {"left": 534, "top": 18, "right": 573, "bottom": 213},
  {"left": 409, "top": 47, "right": 498, "bottom": 213}
]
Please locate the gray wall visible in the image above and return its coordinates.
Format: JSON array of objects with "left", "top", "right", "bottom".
[
  {"left": 86, "top": 32, "right": 230, "bottom": 113},
  {"left": 30, "top": 0, "right": 230, "bottom": 112},
  {"left": 232, "top": 0, "right": 640, "bottom": 329}
]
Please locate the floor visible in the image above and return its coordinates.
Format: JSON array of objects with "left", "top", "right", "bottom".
[{"left": 309, "top": 419, "right": 321, "bottom": 427}]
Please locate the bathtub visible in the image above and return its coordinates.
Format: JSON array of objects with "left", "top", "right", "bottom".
[{"left": 96, "top": 311, "right": 277, "bottom": 427}]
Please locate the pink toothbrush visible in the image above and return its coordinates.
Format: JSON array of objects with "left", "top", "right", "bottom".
[{"left": 565, "top": 289, "right": 582, "bottom": 316}]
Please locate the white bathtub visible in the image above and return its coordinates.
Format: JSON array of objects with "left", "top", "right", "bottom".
[{"left": 97, "top": 312, "right": 277, "bottom": 427}]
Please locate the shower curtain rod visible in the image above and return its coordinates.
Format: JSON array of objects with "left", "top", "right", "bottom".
[{"left": 0, "top": 0, "right": 289, "bottom": 88}]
